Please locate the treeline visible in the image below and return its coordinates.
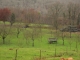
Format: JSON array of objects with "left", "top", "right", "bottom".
[
  {"left": 0, "top": 8, "right": 41, "bottom": 24},
  {"left": 0, "top": 2, "right": 80, "bottom": 26}
]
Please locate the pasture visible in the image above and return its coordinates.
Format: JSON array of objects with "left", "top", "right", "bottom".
[{"left": 0, "top": 22, "right": 80, "bottom": 60}]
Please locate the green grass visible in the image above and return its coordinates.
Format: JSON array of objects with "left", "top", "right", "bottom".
[{"left": 0, "top": 23, "right": 80, "bottom": 60}]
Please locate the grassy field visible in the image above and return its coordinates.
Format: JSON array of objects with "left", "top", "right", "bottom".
[{"left": 0, "top": 22, "right": 80, "bottom": 60}]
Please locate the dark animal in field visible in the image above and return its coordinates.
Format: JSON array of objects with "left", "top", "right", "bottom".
[
  {"left": 24, "top": 25, "right": 29, "bottom": 28},
  {"left": 9, "top": 48, "right": 13, "bottom": 50}
]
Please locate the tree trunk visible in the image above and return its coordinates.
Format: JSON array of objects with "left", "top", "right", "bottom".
[
  {"left": 32, "top": 35, "right": 34, "bottom": 47},
  {"left": 69, "top": 41, "right": 72, "bottom": 50},
  {"left": 62, "top": 32, "right": 64, "bottom": 45},
  {"left": 17, "top": 28, "right": 20, "bottom": 38},
  {"left": 3, "top": 36, "right": 5, "bottom": 44},
  {"left": 15, "top": 49, "right": 18, "bottom": 60},
  {"left": 70, "top": 31, "right": 71, "bottom": 38},
  {"left": 76, "top": 40, "right": 78, "bottom": 52},
  {"left": 32, "top": 39, "right": 34, "bottom": 47},
  {"left": 62, "top": 37, "right": 64, "bottom": 45}
]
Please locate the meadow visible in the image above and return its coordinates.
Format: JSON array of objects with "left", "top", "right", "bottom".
[{"left": 0, "top": 22, "right": 80, "bottom": 60}]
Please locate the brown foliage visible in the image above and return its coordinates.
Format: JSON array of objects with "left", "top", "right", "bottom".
[
  {"left": 26, "top": 8, "right": 40, "bottom": 23},
  {"left": 0, "top": 8, "right": 11, "bottom": 22}
]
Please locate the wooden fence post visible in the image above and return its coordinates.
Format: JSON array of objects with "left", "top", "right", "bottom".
[
  {"left": 15, "top": 49, "right": 18, "bottom": 60},
  {"left": 40, "top": 50, "right": 41, "bottom": 60},
  {"left": 55, "top": 48, "right": 56, "bottom": 57}
]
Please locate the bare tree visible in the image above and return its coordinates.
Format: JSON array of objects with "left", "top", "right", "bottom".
[
  {"left": 67, "top": 3, "right": 73, "bottom": 38},
  {"left": 71, "top": 3, "right": 80, "bottom": 25},
  {"left": 47, "top": 2, "right": 63, "bottom": 33},
  {"left": 77, "top": 13, "right": 80, "bottom": 25},
  {"left": 31, "top": 27, "right": 40, "bottom": 47},
  {"left": 0, "top": 24, "right": 9, "bottom": 44},
  {"left": 67, "top": 2, "right": 80, "bottom": 38},
  {"left": 16, "top": 20, "right": 22, "bottom": 38},
  {"left": 15, "top": 2, "right": 23, "bottom": 38},
  {"left": 24, "top": 30, "right": 31, "bottom": 45},
  {"left": 61, "top": 12, "right": 66, "bottom": 45}
]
